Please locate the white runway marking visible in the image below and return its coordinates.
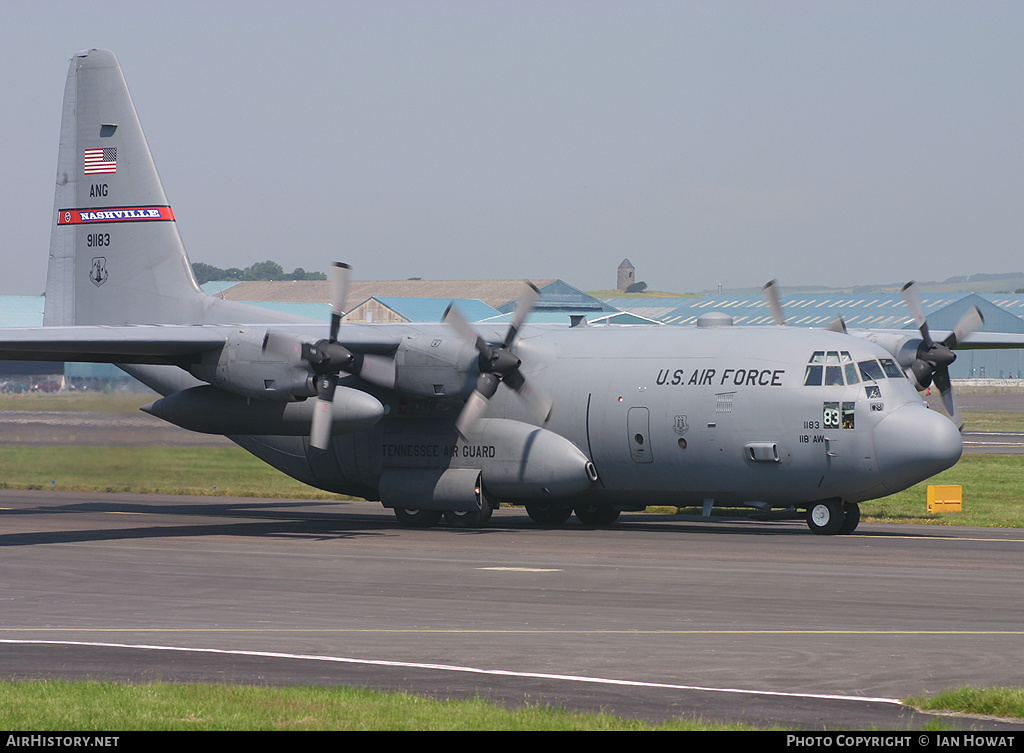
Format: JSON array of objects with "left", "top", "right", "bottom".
[{"left": 0, "top": 638, "right": 902, "bottom": 706}]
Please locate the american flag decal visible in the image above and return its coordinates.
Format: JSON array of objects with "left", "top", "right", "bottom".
[{"left": 84, "top": 147, "right": 117, "bottom": 175}]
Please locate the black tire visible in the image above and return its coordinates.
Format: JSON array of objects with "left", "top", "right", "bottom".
[
  {"left": 525, "top": 502, "right": 574, "bottom": 526},
  {"left": 806, "top": 499, "right": 845, "bottom": 535},
  {"left": 573, "top": 504, "right": 621, "bottom": 527},
  {"left": 443, "top": 505, "right": 493, "bottom": 528},
  {"left": 839, "top": 502, "right": 860, "bottom": 535},
  {"left": 393, "top": 508, "right": 442, "bottom": 528}
]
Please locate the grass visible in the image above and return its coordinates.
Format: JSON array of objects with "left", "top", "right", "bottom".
[
  {"left": 958, "top": 410, "right": 1024, "bottom": 432},
  {"left": 906, "top": 687, "right": 1024, "bottom": 721},
  {"left": 2, "top": 678, "right": 1022, "bottom": 729},
  {"left": 859, "top": 454, "right": 1024, "bottom": 527},
  {"left": 0, "top": 391, "right": 156, "bottom": 413},
  {"left": 0, "top": 680, "right": 750, "bottom": 731},
  {"left": 0, "top": 445, "right": 337, "bottom": 498}
]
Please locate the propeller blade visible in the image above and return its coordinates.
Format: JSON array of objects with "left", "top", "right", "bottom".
[
  {"left": 329, "top": 262, "right": 351, "bottom": 342},
  {"left": 455, "top": 374, "right": 500, "bottom": 438},
  {"left": 505, "top": 282, "right": 540, "bottom": 347},
  {"left": 945, "top": 306, "right": 984, "bottom": 349},
  {"left": 443, "top": 302, "right": 487, "bottom": 352},
  {"left": 825, "top": 316, "right": 847, "bottom": 334},
  {"left": 309, "top": 374, "right": 338, "bottom": 449},
  {"left": 761, "top": 280, "right": 785, "bottom": 326},
  {"left": 505, "top": 370, "right": 553, "bottom": 423},
  {"left": 901, "top": 281, "right": 933, "bottom": 346},
  {"left": 309, "top": 398, "right": 333, "bottom": 449},
  {"left": 931, "top": 367, "right": 962, "bottom": 430}
]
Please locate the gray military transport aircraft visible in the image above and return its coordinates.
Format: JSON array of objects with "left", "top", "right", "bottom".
[{"left": 3, "top": 49, "right": 1022, "bottom": 535}]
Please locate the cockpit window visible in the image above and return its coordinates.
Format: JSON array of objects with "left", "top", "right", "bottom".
[
  {"left": 844, "top": 362, "right": 860, "bottom": 384},
  {"left": 880, "top": 358, "right": 904, "bottom": 378},
  {"left": 859, "top": 359, "right": 885, "bottom": 381},
  {"left": 805, "top": 352, "right": 902, "bottom": 387},
  {"left": 824, "top": 365, "right": 844, "bottom": 386},
  {"left": 804, "top": 364, "right": 823, "bottom": 386},
  {"left": 804, "top": 351, "right": 864, "bottom": 386}
]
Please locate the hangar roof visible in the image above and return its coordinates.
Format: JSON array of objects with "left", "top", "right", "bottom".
[
  {"left": 603, "top": 292, "right": 1024, "bottom": 333},
  {"left": 210, "top": 279, "right": 557, "bottom": 310}
]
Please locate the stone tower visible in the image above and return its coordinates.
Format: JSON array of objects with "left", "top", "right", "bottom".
[{"left": 617, "top": 258, "right": 635, "bottom": 291}]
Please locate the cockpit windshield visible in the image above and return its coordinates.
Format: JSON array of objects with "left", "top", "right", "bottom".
[{"left": 804, "top": 351, "right": 904, "bottom": 387}]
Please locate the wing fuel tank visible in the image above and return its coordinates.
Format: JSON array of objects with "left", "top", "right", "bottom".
[{"left": 142, "top": 385, "right": 384, "bottom": 436}]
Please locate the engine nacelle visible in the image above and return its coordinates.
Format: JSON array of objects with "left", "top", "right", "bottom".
[
  {"left": 188, "top": 328, "right": 317, "bottom": 400},
  {"left": 142, "top": 384, "right": 384, "bottom": 436},
  {"left": 388, "top": 334, "right": 478, "bottom": 398}
]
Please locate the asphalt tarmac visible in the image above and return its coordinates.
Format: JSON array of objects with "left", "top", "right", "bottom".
[{"left": 2, "top": 491, "right": 1024, "bottom": 731}]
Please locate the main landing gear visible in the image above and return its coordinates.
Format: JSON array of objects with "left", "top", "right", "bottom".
[
  {"left": 393, "top": 502, "right": 624, "bottom": 529},
  {"left": 392, "top": 505, "right": 493, "bottom": 528},
  {"left": 524, "top": 503, "right": 620, "bottom": 527},
  {"left": 805, "top": 499, "right": 860, "bottom": 535},
  {"left": 391, "top": 508, "right": 443, "bottom": 528}
]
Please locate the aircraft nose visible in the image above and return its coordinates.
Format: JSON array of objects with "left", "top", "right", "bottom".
[{"left": 874, "top": 404, "right": 962, "bottom": 493}]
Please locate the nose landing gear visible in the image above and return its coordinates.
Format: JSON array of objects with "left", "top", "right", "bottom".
[{"left": 806, "top": 498, "right": 859, "bottom": 535}]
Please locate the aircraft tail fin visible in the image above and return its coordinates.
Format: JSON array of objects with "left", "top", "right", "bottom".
[{"left": 45, "top": 49, "right": 222, "bottom": 326}]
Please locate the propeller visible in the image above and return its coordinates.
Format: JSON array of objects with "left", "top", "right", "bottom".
[
  {"left": 762, "top": 279, "right": 846, "bottom": 332},
  {"left": 262, "top": 262, "right": 396, "bottom": 449},
  {"left": 762, "top": 279, "right": 786, "bottom": 326},
  {"left": 444, "top": 282, "right": 552, "bottom": 437},
  {"left": 900, "top": 281, "right": 984, "bottom": 430}
]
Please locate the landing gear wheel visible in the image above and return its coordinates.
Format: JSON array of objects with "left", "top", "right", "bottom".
[
  {"left": 839, "top": 502, "right": 860, "bottom": 535},
  {"left": 393, "top": 508, "right": 442, "bottom": 528},
  {"left": 525, "top": 502, "right": 573, "bottom": 526},
  {"left": 443, "top": 505, "right": 494, "bottom": 528},
  {"left": 806, "top": 499, "right": 845, "bottom": 535},
  {"left": 573, "top": 504, "right": 620, "bottom": 527}
]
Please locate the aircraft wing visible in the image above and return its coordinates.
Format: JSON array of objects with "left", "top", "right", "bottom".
[
  {"left": 853, "top": 328, "right": 1024, "bottom": 350},
  {"left": 946, "top": 331, "right": 1024, "bottom": 349},
  {"left": 0, "top": 323, "right": 405, "bottom": 366},
  {"left": 0, "top": 325, "right": 232, "bottom": 365}
]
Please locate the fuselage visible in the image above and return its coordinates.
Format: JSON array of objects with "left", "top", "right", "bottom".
[{"left": 128, "top": 320, "right": 963, "bottom": 511}]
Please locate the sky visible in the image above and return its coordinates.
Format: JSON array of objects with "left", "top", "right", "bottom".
[{"left": 2, "top": 1, "right": 1022, "bottom": 296}]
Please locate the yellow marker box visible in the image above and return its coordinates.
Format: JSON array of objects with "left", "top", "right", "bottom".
[{"left": 927, "top": 485, "right": 963, "bottom": 513}]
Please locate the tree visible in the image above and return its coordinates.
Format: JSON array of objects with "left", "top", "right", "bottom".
[
  {"left": 243, "top": 260, "right": 286, "bottom": 281},
  {"left": 191, "top": 260, "right": 326, "bottom": 283},
  {"left": 191, "top": 262, "right": 225, "bottom": 285},
  {"left": 625, "top": 281, "right": 648, "bottom": 293}
]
